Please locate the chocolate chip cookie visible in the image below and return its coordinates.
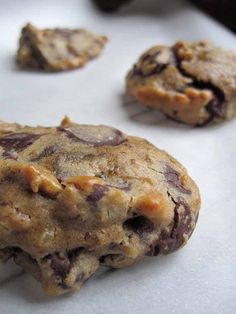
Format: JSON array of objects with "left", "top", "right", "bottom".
[
  {"left": 16, "top": 23, "right": 108, "bottom": 71},
  {"left": 126, "top": 41, "right": 236, "bottom": 125},
  {"left": 0, "top": 117, "right": 200, "bottom": 295}
]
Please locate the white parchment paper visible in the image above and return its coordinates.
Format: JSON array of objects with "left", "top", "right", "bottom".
[{"left": 0, "top": 0, "right": 236, "bottom": 313}]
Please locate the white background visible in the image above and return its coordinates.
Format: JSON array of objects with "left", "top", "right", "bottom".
[{"left": 0, "top": 0, "right": 236, "bottom": 313}]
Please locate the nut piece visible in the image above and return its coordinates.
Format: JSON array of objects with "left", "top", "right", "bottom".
[{"left": 21, "top": 165, "right": 62, "bottom": 196}]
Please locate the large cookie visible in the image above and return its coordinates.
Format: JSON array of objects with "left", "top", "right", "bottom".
[
  {"left": 0, "top": 117, "right": 200, "bottom": 295},
  {"left": 16, "top": 23, "right": 108, "bottom": 71},
  {"left": 126, "top": 41, "right": 236, "bottom": 125}
]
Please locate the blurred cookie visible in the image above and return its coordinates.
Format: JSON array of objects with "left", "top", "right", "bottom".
[
  {"left": 16, "top": 23, "right": 108, "bottom": 71},
  {"left": 126, "top": 41, "right": 236, "bottom": 125}
]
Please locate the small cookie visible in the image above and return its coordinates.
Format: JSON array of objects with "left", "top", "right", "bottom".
[
  {"left": 0, "top": 118, "right": 200, "bottom": 295},
  {"left": 16, "top": 23, "right": 108, "bottom": 71},
  {"left": 126, "top": 41, "right": 236, "bottom": 125}
]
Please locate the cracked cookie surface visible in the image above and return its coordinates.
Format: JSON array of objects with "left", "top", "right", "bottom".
[
  {"left": 16, "top": 23, "right": 108, "bottom": 71},
  {"left": 0, "top": 117, "right": 200, "bottom": 295},
  {"left": 126, "top": 41, "right": 236, "bottom": 125}
]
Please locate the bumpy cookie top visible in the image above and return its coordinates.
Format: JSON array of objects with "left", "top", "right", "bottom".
[
  {"left": 126, "top": 41, "right": 236, "bottom": 125},
  {"left": 0, "top": 117, "right": 200, "bottom": 258},
  {"left": 0, "top": 118, "right": 200, "bottom": 295}
]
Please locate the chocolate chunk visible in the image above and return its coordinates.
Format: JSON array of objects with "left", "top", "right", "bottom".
[
  {"left": 58, "top": 125, "right": 126, "bottom": 147},
  {"left": 133, "top": 48, "right": 175, "bottom": 77},
  {"left": 164, "top": 165, "right": 191, "bottom": 194},
  {"left": 60, "top": 282, "right": 70, "bottom": 290},
  {"left": 123, "top": 215, "right": 154, "bottom": 235},
  {"left": 187, "top": 81, "right": 225, "bottom": 124},
  {"left": 205, "top": 95, "right": 225, "bottom": 124},
  {"left": 173, "top": 51, "right": 226, "bottom": 125},
  {"left": 87, "top": 184, "right": 109, "bottom": 204},
  {"left": 50, "top": 253, "right": 71, "bottom": 279},
  {"left": 67, "top": 247, "right": 84, "bottom": 261},
  {"left": 148, "top": 198, "right": 192, "bottom": 255},
  {"left": 0, "top": 132, "right": 41, "bottom": 156}
]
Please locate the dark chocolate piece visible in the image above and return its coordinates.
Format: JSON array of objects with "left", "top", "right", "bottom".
[
  {"left": 58, "top": 125, "right": 126, "bottom": 147},
  {"left": 123, "top": 215, "right": 154, "bottom": 235},
  {"left": 164, "top": 165, "right": 191, "bottom": 194},
  {"left": 174, "top": 49, "right": 225, "bottom": 125},
  {"left": 148, "top": 198, "right": 192, "bottom": 255},
  {"left": 133, "top": 49, "right": 175, "bottom": 77},
  {"left": 0, "top": 132, "right": 41, "bottom": 155},
  {"left": 87, "top": 184, "right": 109, "bottom": 204},
  {"left": 50, "top": 253, "right": 71, "bottom": 279}
]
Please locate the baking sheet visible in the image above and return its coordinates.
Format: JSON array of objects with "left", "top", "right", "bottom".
[{"left": 0, "top": 0, "right": 236, "bottom": 313}]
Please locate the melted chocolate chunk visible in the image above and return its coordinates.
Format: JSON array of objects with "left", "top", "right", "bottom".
[
  {"left": 87, "top": 184, "right": 109, "bottom": 204},
  {"left": 123, "top": 215, "right": 154, "bottom": 235},
  {"left": 0, "top": 132, "right": 41, "bottom": 157},
  {"left": 67, "top": 247, "right": 84, "bottom": 261},
  {"left": 58, "top": 125, "right": 126, "bottom": 147},
  {"left": 148, "top": 198, "right": 192, "bottom": 256},
  {"left": 133, "top": 48, "right": 175, "bottom": 77},
  {"left": 204, "top": 95, "right": 225, "bottom": 124},
  {"left": 173, "top": 49, "right": 225, "bottom": 124},
  {"left": 188, "top": 81, "right": 225, "bottom": 125},
  {"left": 164, "top": 165, "right": 191, "bottom": 194},
  {"left": 50, "top": 253, "right": 71, "bottom": 279}
]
